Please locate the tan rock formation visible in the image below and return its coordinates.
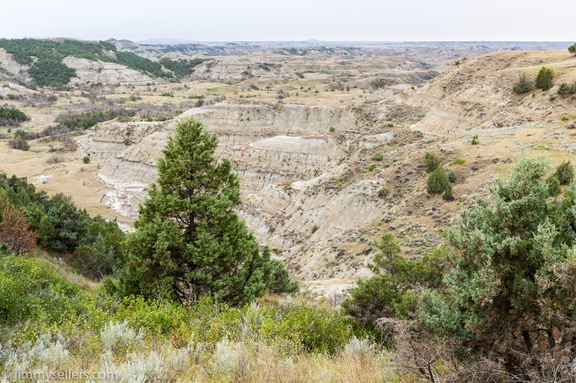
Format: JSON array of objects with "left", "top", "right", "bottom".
[{"left": 63, "top": 57, "right": 156, "bottom": 85}]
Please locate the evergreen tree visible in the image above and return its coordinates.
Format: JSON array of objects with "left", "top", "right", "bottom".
[
  {"left": 427, "top": 165, "right": 449, "bottom": 194},
  {"left": 535, "top": 67, "right": 554, "bottom": 90},
  {"left": 435, "top": 159, "right": 576, "bottom": 378},
  {"left": 425, "top": 152, "right": 441, "bottom": 173},
  {"left": 554, "top": 160, "right": 574, "bottom": 185},
  {"left": 113, "top": 118, "right": 295, "bottom": 305}
]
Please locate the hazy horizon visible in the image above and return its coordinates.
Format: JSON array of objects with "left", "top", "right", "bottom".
[{"left": 1, "top": 0, "right": 573, "bottom": 43}]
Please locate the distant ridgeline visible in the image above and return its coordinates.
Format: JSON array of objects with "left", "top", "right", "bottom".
[{"left": 0, "top": 38, "right": 205, "bottom": 88}]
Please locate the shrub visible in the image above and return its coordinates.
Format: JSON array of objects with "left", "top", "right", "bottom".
[
  {"left": 442, "top": 182, "right": 454, "bottom": 201},
  {"left": 82, "top": 156, "right": 90, "bottom": 164},
  {"left": 72, "top": 245, "right": 111, "bottom": 280},
  {"left": 0, "top": 104, "right": 30, "bottom": 126},
  {"left": 343, "top": 233, "right": 447, "bottom": 336},
  {"left": 0, "top": 200, "right": 37, "bottom": 254},
  {"left": 450, "top": 158, "right": 465, "bottom": 166},
  {"left": 425, "top": 152, "right": 441, "bottom": 173},
  {"left": 547, "top": 176, "right": 561, "bottom": 196},
  {"left": 371, "top": 152, "right": 384, "bottom": 161},
  {"left": 558, "top": 82, "right": 571, "bottom": 95},
  {"left": 554, "top": 161, "right": 574, "bottom": 185},
  {"left": 100, "top": 320, "right": 143, "bottom": 353},
  {"left": 568, "top": 43, "right": 576, "bottom": 54},
  {"left": 329, "top": 126, "right": 336, "bottom": 133},
  {"left": 113, "top": 295, "right": 188, "bottom": 335},
  {"left": 471, "top": 135, "right": 479, "bottom": 145},
  {"left": 448, "top": 170, "right": 457, "bottom": 183},
  {"left": 262, "top": 304, "right": 352, "bottom": 354},
  {"left": 535, "top": 67, "right": 554, "bottom": 90},
  {"left": 512, "top": 74, "right": 534, "bottom": 94},
  {"left": 427, "top": 166, "right": 449, "bottom": 194},
  {"left": 0, "top": 255, "right": 84, "bottom": 325},
  {"left": 378, "top": 187, "right": 389, "bottom": 198}
]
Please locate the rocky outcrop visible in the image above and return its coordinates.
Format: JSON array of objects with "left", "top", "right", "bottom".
[
  {"left": 63, "top": 57, "right": 155, "bottom": 85},
  {"left": 76, "top": 102, "right": 403, "bottom": 288},
  {"left": 0, "top": 48, "right": 28, "bottom": 75}
]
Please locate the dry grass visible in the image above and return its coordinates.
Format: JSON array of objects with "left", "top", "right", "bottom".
[{"left": 0, "top": 333, "right": 408, "bottom": 383}]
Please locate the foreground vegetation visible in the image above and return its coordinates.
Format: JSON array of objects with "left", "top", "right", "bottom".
[{"left": 0, "top": 253, "right": 371, "bottom": 382}]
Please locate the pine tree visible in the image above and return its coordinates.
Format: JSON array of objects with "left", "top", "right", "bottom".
[{"left": 112, "top": 118, "right": 296, "bottom": 305}]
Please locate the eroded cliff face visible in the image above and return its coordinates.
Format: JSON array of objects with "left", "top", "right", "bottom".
[
  {"left": 76, "top": 102, "right": 421, "bottom": 292},
  {"left": 62, "top": 57, "right": 155, "bottom": 85}
]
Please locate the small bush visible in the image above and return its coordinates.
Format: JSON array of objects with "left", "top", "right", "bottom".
[
  {"left": 558, "top": 82, "right": 571, "bottom": 95},
  {"left": 329, "top": 127, "right": 336, "bottom": 132},
  {"left": 371, "top": 152, "right": 384, "bottom": 161},
  {"left": 82, "top": 156, "right": 90, "bottom": 164},
  {"left": 8, "top": 137, "right": 29, "bottom": 151},
  {"left": 427, "top": 166, "right": 449, "bottom": 194},
  {"left": 113, "top": 295, "right": 188, "bottom": 335},
  {"left": 448, "top": 170, "right": 457, "bottom": 183},
  {"left": 535, "top": 67, "right": 554, "bottom": 90},
  {"left": 46, "top": 155, "right": 65, "bottom": 164},
  {"left": 100, "top": 320, "right": 143, "bottom": 353},
  {"left": 450, "top": 158, "right": 465, "bottom": 166},
  {"left": 471, "top": 135, "right": 479, "bottom": 145},
  {"left": 512, "top": 74, "right": 534, "bottom": 94},
  {"left": 425, "top": 152, "right": 441, "bottom": 173},
  {"left": 442, "top": 182, "right": 454, "bottom": 201},
  {"left": 261, "top": 304, "right": 352, "bottom": 354},
  {"left": 378, "top": 187, "right": 389, "bottom": 198},
  {"left": 568, "top": 43, "right": 576, "bottom": 54}
]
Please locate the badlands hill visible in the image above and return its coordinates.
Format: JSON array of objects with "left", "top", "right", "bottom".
[
  {"left": 1, "top": 44, "right": 575, "bottom": 297},
  {"left": 72, "top": 48, "right": 576, "bottom": 296}
]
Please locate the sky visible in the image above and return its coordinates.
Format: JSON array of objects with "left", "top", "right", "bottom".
[{"left": 1, "top": 0, "right": 574, "bottom": 42}]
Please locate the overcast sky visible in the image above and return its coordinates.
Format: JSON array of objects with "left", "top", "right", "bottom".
[{"left": 1, "top": 0, "right": 573, "bottom": 42}]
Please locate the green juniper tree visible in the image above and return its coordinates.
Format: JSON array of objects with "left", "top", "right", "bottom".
[
  {"left": 535, "top": 67, "right": 554, "bottom": 90},
  {"left": 112, "top": 118, "right": 296, "bottom": 305},
  {"left": 427, "top": 165, "right": 449, "bottom": 194},
  {"left": 431, "top": 159, "right": 576, "bottom": 379},
  {"left": 554, "top": 160, "right": 574, "bottom": 185}
]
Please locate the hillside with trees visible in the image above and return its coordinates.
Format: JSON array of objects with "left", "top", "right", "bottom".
[{"left": 0, "top": 39, "right": 205, "bottom": 87}]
